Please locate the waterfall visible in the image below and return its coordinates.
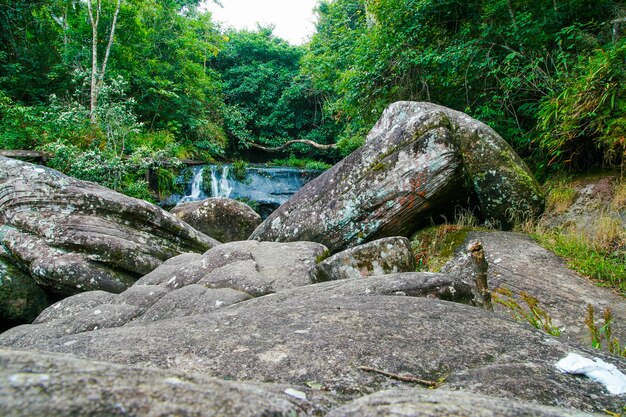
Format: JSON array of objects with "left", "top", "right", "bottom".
[
  {"left": 210, "top": 165, "right": 233, "bottom": 199},
  {"left": 179, "top": 167, "right": 205, "bottom": 203}
]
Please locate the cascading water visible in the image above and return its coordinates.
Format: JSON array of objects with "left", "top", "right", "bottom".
[
  {"left": 178, "top": 167, "right": 206, "bottom": 203},
  {"left": 210, "top": 165, "right": 233, "bottom": 198},
  {"left": 165, "top": 163, "right": 322, "bottom": 218}
]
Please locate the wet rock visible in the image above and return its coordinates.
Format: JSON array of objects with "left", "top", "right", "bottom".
[
  {"left": 171, "top": 197, "right": 262, "bottom": 243},
  {"left": 325, "top": 389, "right": 600, "bottom": 417},
  {"left": 0, "top": 156, "right": 219, "bottom": 301},
  {"left": 250, "top": 101, "right": 544, "bottom": 252},
  {"left": 0, "top": 348, "right": 339, "bottom": 417},
  {"left": 310, "top": 237, "right": 415, "bottom": 282},
  {"left": 440, "top": 230, "right": 626, "bottom": 347},
  {"left": 1, "top": 284, "right": 623, "bottom": 414}
]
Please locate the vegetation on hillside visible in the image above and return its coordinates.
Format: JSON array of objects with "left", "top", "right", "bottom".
[{"left": 1, "top": 0, "right": 625, "bottom": 197}]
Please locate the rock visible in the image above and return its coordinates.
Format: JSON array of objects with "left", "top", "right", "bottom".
[
  {"left": 440, "top": 231, "right": 626, "bottom": 347},
  {"left": 171, "top": 197, "right": 262, "bottom": 243},
  {"left": 133, "top": 285, "right": 251, "bottom": 324},
  {"left": 1, "top": 281, "right": 623, "bottom": 414},
  {"left": 0, "top": 348, "right": 339, "bottom": 417},
  {"left": 32, "top": 290, "right": 116, "bottom": 324},
  {"left": 250, "top": 101, "right": 544, "bottom": 252},
  {"left": 14, "top": 240, "right": 327, "bottom": 336},
  {"left": 541, "top": 174, "right": 625, "bottom": 242},
  {"left": 325, "top": 389, "right": 600, "bottom": 417},
  {"left": 0, "top": 254, "right": 49, "bottom": 330},
  {"left": 310, "top": 237, "right": 415, "bottom": 282},
  {"left": 0, "top": 156, "right": 218, "bottom": 300}
]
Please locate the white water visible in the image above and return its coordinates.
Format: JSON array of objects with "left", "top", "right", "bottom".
[
  {"left": 210, "top": 165, "right": 233, "bottom": 199},
  {"left": 179, "top": 168, "right": 205, "bottom": 203}
]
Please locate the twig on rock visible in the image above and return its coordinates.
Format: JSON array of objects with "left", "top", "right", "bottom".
[{"left": 358, "top": 366, "right": 441, "bottom": 388}]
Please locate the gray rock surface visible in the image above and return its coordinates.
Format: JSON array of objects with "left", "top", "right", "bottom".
[
  {"left": 250, "top": 101, "right": 544, "bottom": 252},
  {"left": 0, "top": 348, "right": 339, "bottom": 417},
  {"left": 0, "top": 156, "right": 219, "bottom": 301},
  {"left": 440, "top": 230, "right": 626, "bottom": 347},
  {"left": 1, "top": 281, "right": 623, "bottom": 414},
  {"left": 325, "top": 389, "right": 601, "bottom": 417},
  {"left": 171, "top": 197, "right": 262, "bottom": 242},
  {"left": 310, "top": 237, "right": 415, "bottom": 282}
]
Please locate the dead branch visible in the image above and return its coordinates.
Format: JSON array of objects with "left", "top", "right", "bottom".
[
  {"left": 359, "top": 366, "right": 441, "bottom": 388},
  {"left": 248, "top": 140, "right": 338, "bottom": 152}
]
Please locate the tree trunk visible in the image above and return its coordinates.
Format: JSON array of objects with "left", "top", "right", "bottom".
[
  {"left": 87, "top": 0, "right": 122, "bottom": 124},
  {"left": 87, "top": 0, "right": 100, "bottom": 123}
]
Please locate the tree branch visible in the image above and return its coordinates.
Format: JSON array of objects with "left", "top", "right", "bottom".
[{"left": 248, "top": 139, "right": 338, "bottom": 152}]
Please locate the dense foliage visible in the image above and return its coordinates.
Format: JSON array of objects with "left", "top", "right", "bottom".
[
  {"left": 1, "top": 0, "right": 625, "bottom": 200},
  {"left": 303, "top": 0, "right": 626, "bottom": 170}
]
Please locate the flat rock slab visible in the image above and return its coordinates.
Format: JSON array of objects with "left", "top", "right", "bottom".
[
  {"left": 0, "top": 348, "right": 339, "bottom": 417},
  {"left": 440, "top": 231, "right": 626, "bottom": 347},
  {"left": 1, "top": 283, "right": 623, "bottom": 414},
  {"left": 0, "top": 156, "right": 218, "bottom": 300},
  {"left": 251, "top": 101, "right": 543, "bottom": 252}
]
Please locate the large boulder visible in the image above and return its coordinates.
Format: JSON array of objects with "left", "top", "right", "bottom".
[
  {"left": 440, "top": 230, "right": 626, "bottom": 347},
  {"left": 250, "top": 101, "right": 544, "bottom": 252},
  {"left": 1, "top": 277, "right": 623, "bottom": 414},
  {"left": 0, "top": 156, "right": 219, "bottom": 301},
  {"left": 171, "top": 197, "right": 262, "bottom": 243}
]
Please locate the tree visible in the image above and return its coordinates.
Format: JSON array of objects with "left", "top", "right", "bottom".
[{"left": 86, "top": 0, "right": 122, "bottom": 122}]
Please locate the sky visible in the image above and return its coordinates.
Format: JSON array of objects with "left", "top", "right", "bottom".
[{"left": 203, "top": 0, "right": 320, "bottom": 45}]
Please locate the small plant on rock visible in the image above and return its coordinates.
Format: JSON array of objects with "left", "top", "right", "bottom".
[
  {"left": 492, "top": 288, "right": 561, "bottom": 337},
  {"left": 585, "top": 304, "right": 626, "bottom": 357}
]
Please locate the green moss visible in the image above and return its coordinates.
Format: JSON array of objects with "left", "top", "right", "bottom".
[{"left": 315, "top": 249, "right": 331, "bottom": 264}]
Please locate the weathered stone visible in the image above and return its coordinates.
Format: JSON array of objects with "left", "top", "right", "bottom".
[
  {"left": 171, "top": 197, "right": 262, "bottom": 243},
  {"left": 0, "top": 348, "right": 339, "bottom": 417},
  {"left": 133, "top": 285, "right": 251, "bottom": 324},
  {"left": 0, "top": 156, "right": 219, "bottom": 301},
  {"left": 250, "top": 101, "right": 544, "bottom": 252},
  {"left": 440, "top": 231, "right": 626, "bottom": 347},
  {"left": 0, "top": 254, "right": 49, "bottom": 330},
  {"left": 325, "top": 389, "right": 601, "bottom": 417},
  {"left": 202, "top": 240, "right": 328, "bottom": 292},
  {"left": 134, "top": 253, "right": 212, "bottom": 288},
  {"left": 32, "top": 290, "right": 116, "bottom": 324},
  {"left": 310, "top": 237, "right": 415, "bottom": 282},
  {"left": 1, "top": 283, "right": 623, "bottom": 414}
]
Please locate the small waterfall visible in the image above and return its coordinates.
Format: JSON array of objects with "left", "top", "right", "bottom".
[
  {"left": 179, "top": 167, "right": 205, "bottom": 203},
  {"left": 210, "top": 165, "right": 233, "bottom": 198}
]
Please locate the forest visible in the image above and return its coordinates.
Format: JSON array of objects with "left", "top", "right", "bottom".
[{"left": 1, "top": 0, "right": 625, "bottom": 200}]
